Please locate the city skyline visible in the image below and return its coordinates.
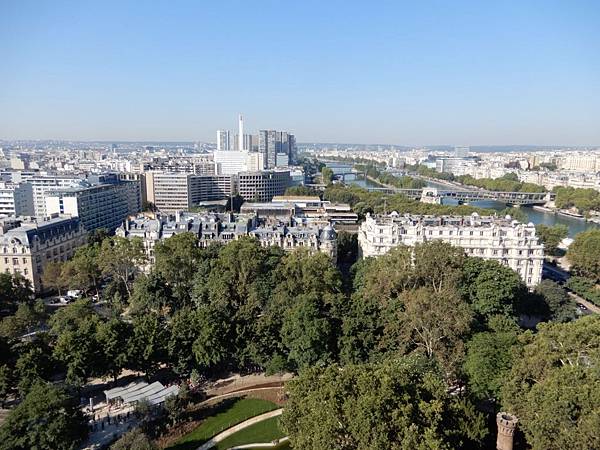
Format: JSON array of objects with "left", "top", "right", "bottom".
[{"left": 1, "top": 1, "right": 600, "bottom": 145}]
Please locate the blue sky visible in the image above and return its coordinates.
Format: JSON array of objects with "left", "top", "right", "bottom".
[{"left": 1, "top": 0, "right": 599, "bottom": 145}]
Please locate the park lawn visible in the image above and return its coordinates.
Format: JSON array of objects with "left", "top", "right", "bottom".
[
  {"left": 167, "top": 398, "right": 278, "bottom": 450},
  {"left": 215, "top": 416, "right": 286, "bottom": 449}
]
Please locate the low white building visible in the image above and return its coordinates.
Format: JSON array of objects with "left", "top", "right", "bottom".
[{"left": 358, "top": 212, "right": 544, "bottom": 287}]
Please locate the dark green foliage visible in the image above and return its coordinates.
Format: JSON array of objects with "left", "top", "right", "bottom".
[
  {"left": 284, "top": 185, "right": 321, "bottom": 197},
  {"left": 281, "top": 356, "right": 487, "bottom": 449},
  {"left": 110, "top": 428, "right": 157, "bottom": 450},
  {"left": 461, "top": 257, "right": 525, "bottom": 322},
  {"left": 566, "top": 276, "right": 600, "bottom": 306},
  {"left": 535, "top": 224, "right": 568, "bottom": 256},
  {"left": 502, "top": 316, "right": 600, "bottom": 450},
  {"left": 354, "top": 163, "right": 426, "bottom": 189},
  {"left": 0, "top": 382, "right": 87, "bottom": 450},
  {"left": 554, "top": 186, "right": 600, "bottom": 214},
  {"left": 464, "top": 316, "right": 521, "bottom": 401},
  {"left": 0, "top": 273, "right": 33, "bottom": 318},
  {"left": 323, "top": 183, "right": 491, "bottom": 217},
  {"left": 534, "top": 280, "right": 576, "bottom": 322},
  {"left": 456, "top": 173, "right": 546, "bottom": 193},
  {"left": 154, "top": 232, "right": 203, "bottom": 309},
  {"left": 567, "top": 229, "right": 600, "bottom": 281}
]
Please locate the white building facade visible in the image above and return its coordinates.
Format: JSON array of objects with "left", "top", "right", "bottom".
[{"left": 358, "top": 212, "right": 544, "bottom": 287}]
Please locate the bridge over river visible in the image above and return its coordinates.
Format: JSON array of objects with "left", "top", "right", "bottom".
[{"left": 367, "top": 186, "right": 555, "bottom": 206}]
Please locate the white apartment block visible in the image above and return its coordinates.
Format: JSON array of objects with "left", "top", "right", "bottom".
[
  {"left": 0, "top": 182, "right": 34, "bottom": 217},
  {"left": 358, "top": 212, "right": 544, "bottom": 287}
]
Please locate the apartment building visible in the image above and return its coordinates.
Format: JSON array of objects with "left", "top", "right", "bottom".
[
  {"left": 358, "top": 212, "right": 544, "bottom": 287},
  {"left": 0, "top": 216, "right": 86, "bottom": 293},
  {"left": 45, "top": 180, "right": 141, "bottom": 232}
]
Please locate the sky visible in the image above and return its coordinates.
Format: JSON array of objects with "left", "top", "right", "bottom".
[{"left": 1, "top": 0, "right": 599, "bottom": 145}]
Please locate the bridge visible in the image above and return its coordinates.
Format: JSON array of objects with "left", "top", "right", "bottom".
[
  {"left": 332, "top": 169, "right": 366, "bottom": 182},
  {"left": 366, "top": 187, "right": 555, "bottom": 206}
]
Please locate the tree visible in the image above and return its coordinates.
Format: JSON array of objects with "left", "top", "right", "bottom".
[
  {"left": 321, "top": 166, "right": 334, "bottom": 184},
  {"left": 167, "top": 307, "right": 202, "bottom": 376},
  {"left": 110, "top": 428, "right": 157, "bottom": 450},
  {"left": 281, "top": 294, "right": 335, "bottom": 370},
  {"left": 336, "top": 230, "right": 358, "bottom": 266},
  {"left": 535, "top": 224, "right": 568, "bottom": 256},
  {"left": 154, "top": 232, "right": 202, "bottom": 309},
  {"left": 53, "top": 316, "right": 103, "bottom": 387},
  {"left": 41, "top": 261, "right": 68, "bottom": 295},
  {"left": 127, "top": 312, "right": 167, "bottom": 377},
  {"left": 461, "top": 257, "right": 525, "bottom": 322},
  {"left": 284, "top": 185, "right": 320, "bottom": 197},
  {"left": 0, "top": 301, "right": 46, "bottom": 339},
  {"left": 87, "top": 228, "right": 109, "bottom": 246},
  {"left": 0, "top": 382, "right": 87, "bottom": 450},
  {"left": 383, "top": 287, "right": 472, "bottom": 375},
  {"left": 567, "top": 229, "right": 600, "bottom": 281},
  {"left": 499, "top": 207, "right": 528, "bottom": 223},
  {"left": 502, "top": 316, "right": 600, "bottom": 450},
  {"left": 0, "top": 273, "right": 33, "bottom": 318},
  {"left": 281, "top": 357, "right": 487, "bottom": 450},
  {"left": 48, "top": 299, "right": 96, "bottom": 335},
  {"left": 64, "top": 244, "right": 102, "bottom": 296},
  {"left": 96, "top": 318, "right": 132, "bottom": 381},
  {"left": 191, "top": 305, "right": 229, "bottom": 372},
  {"left": 15, "top": 342, "right": 54, "bottom": 395},
  {"left": 130, "top": 272, "right": 174, "bottom": 316},
  {"left": 0, "top": 364, "right": 13, "bottom": 407},
  {"left": 99, "top": 236, "right": 146, "bottom": 298},
  {"left": 534, "top": 279, "right": 576, "bottom": 323},
  {"left": 464, "top": 316, "right": 520, "bottom": 401}
]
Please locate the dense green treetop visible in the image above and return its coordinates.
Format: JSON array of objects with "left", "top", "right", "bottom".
[
  {"left": 0, "top": 382, "right": 87, "bottom": 450},
  {"left": 502, "top": 316, "right": 600, "bottom": 450},
  {"left": 281, "top": 356, "right": 487, "bottom": 450},
  {"left": 567, "top": 229, "right": 600, "bottom": 281},
  {"left": 535, "top": 224, "right": 568, "bottom": 256}
]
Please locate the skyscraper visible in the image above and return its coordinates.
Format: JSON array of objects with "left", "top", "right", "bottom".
[
  {"left": 217, "top": 130, "right": 231, "bottom": 151},
  {"left": 238, "top": 114, "right": 244, "bottom": 151},
  {"left": 259, "top": 130, "right": 297, "bottom": 168}
]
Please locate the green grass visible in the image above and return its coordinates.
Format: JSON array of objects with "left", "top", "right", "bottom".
[
  {"left": 215, "top": 416, "right": 286, "bottom": 449},
  {"left": 166, "top": 398, "right": 278, "bottom": 450}
]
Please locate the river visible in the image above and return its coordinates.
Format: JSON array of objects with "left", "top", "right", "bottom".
[{"left": 325, "top": 162, "right": 597, "bottom": 238}]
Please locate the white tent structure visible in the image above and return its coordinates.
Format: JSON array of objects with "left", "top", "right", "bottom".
[{"left": 104, "top": 380, "right": 179, "bottom": 406}]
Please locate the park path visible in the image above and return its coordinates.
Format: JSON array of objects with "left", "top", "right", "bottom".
[{"left": 196, "top": 409, "right": 284, "bottom": 450}]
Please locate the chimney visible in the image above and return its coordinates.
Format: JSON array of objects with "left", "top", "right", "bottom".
[{"left": 496, "top": 412, "right": 518, "bottom": 450}]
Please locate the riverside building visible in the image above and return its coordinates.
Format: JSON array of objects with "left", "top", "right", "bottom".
[{"left": 358, "top": 212, "right": 544, "bottom": 287}]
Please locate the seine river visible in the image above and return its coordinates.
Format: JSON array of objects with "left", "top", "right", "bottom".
[{"left": 325, "top": 162, "right": 597, "bottom": 238}]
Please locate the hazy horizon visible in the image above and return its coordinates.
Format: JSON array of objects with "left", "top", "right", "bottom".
[{"left": 1, "top": 1, "right": 599, "bottom": 145}]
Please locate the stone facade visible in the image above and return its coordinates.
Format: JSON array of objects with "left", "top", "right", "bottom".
[
  {"left": 358, "top": 212, "right": 544, "bottom": 287},
  {"left": 0, "top": 216, "right": 86, "bottom": 293},
  {"left": 116, "top": 211, "right": 337, "bottom": 268}
]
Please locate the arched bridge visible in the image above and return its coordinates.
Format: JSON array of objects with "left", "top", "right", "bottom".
[{"left": 367, "top": 187, "right": 554, "bottom": 206}]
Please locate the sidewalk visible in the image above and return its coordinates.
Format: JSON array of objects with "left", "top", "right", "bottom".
[{"left": 196, "top": 409, "right": 284, "bottom": 450}]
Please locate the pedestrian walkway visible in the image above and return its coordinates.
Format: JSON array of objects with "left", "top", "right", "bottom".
[{"left": 196, "top": 409, "right": 284, "bottom": 450}]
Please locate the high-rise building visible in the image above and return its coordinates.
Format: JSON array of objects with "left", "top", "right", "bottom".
[
  {"left": 44, "top": 180, "right": 141, "bottom": 232},
  {"left": 258, "top": 130, "right": 296, "bottom": 168},
  {"left": 217, "top": 130, "right": 231, "bottom": 151},
  {"left": 0, "top": 182, "right": 34, "bottom": 216},
  {"left": 237, "top": 170, "right": 290, "bottom": 202},
  {"left": 238, "top": 114, "right": 244, "bottom": 151}
]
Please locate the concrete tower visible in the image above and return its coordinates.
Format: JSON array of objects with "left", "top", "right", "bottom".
[
  {"left": 496, "top": 412, "right": 518, "bottom": 450},
  {"left": 238, "top": 114, "right": 244, "bottom": 151}
]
